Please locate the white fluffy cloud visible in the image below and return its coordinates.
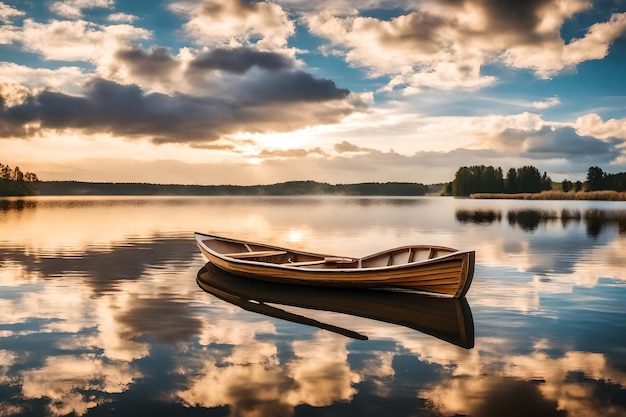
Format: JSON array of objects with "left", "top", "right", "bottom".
[
  {"left": 575, "top": 113, "right": 626, "bottom": 140},
  {"left": 106, "top": 12, "right": 138, "bottom": 23},
  {"left": 50, "top": 0, "right": 114, "bottom": 19},
  {"left": 170, "top": 0, "right": 295, "bottom": 49},
  {"left": 0, "top": 1, "right": 24, "bottom": 23},
  {"left": 19, "top": 19, "right": 151, "bottom": 63},
  {"left": 304, "top": 1, "right": 626, "bottom": 92},
  {"left": 503, "top": 12, "right": 626, "bottom": 78},
  {"left": 531, "top": 96, "right": 560, "bottom": 109},
  {"left": 0, "top": 63, "right": 87, "bottom": 97}
]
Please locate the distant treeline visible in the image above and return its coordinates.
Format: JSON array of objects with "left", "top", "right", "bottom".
[
  {"left": 444, "top": 165, "right": 626, "bottom": 197},
  {"left": 33, "top": 180, "right": 430, "bottom": 196},
  {"left": 585, "top": 166, "right": 626, "bottom": 192},
  {"left": 443, "top": 165, "right": 552, "bottom": 196},
  {"left": 0, "top": 162, "right": 39, "bottom": 196}
]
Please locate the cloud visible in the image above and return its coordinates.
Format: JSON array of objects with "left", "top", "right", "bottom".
[
  {"left": 190, "top": 47, "right": 294, "bottom": 74},
  {"left": 0, "top": 63, "right": 87, "bottom": 97},
  {"left": 304, "top": 0, "right": 626, "bottom": 91},
  {"left": 170, "top": 0, "right": 295, "bottom": 49},
  {"left": 6, "top": 108, "right": 621, "bottom": 185},
  {"left": 276, "top": 0, "right": 414, "bottom": 15},
  {"left": 0, "top": 74, "right": 361, "bottom": 143},
  {"left": 258, "top": 147, "right": 328, "bottom": 158},
  {"left": 115, "top": 45, "right": 180, "bottom": 80},
  {"left": 468, "top": 114, "right": 623, "bottom": 166},
  {"left": 16, "top": 19, "right": 151, "bottom": 63},
  {"left": 106, "top": 12, "right": 138, "bottom": 23},
  {"left": 489, "top": 126, "right": 621, "bottom": 159},
  {"left": 0, "top": 1, "right": 24, "bottom": 23},
  {"left": 503, "top": 11, "right": 626, "bottom": 78},
  {"left": 531, "top": 96, "right": 560, "bottom": 109},
  {"left": 334, "top": 140, "right": 368, "bottom": 153},
  {"left": 50, "top": 0, "right": 114, "bottom": 19},
  {"left": 111, "top": 45, "right": 297, "bottom": 96},
  {"left": 575, "top": 113, "right": 626, "bottom": 140}
]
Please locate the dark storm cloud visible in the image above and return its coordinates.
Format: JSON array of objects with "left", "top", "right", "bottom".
[
  {"left": 498, "top": 126, "right": 622, "bottom": 163},
  {"left": 0, "top": 70, "right": 359, "bottom": 142},
  {"left": 115, "top": 45, "right": 179, "bottom": 78},
  {"left": 199, "top": 0, "right": 273, "bottom": 18},
  {"left": 435, "top": 0, "right": 554, "bottom": 39},
  {"left": 479, "top": 0, "right": 553, "bottom": 36},
  {"left": 2, "top": 79, "right": 220, "bottom": 139},
  {"left": 235, "top": 70, "right": 350, "bottom": 104},
  {"left": 190, "top": 47, "right": 293, "bottom": 74}
]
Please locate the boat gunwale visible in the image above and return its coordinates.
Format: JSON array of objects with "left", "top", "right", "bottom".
[{"left": 194, "top": 232, "right": 474, "bottom": 274}]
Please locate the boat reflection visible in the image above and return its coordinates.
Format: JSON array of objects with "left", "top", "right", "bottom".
[{"left": 197, "top": 263, "right": 474, "bottom": 349}]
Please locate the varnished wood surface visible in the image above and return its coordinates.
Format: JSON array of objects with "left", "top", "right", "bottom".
[{"left": 195, "top": 232, "right": 475, "bottom": 297}]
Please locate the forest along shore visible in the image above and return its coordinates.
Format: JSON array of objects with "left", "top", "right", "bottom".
[{"left": 28, "top": 180, "right": 433, "bottom": 196}]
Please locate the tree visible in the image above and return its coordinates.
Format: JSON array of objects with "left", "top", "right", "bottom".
[
  {"left": 485, "top": 166, "right": 505, "bottom": 193},
  {"left": 516, "top": 166, "right": 543, "bottom": 193},
  {"left": 561, "top": 180, "right": 571, "bottom": 193},
  {"left": 605, "top": 172, "right": 626, "bottom": 192},
  {"left": 586, "top": 166, "right": 605, "bottom": 191},
  {"left": 1, "top": 164, "right": 12, "bottom": 180},
  {"left": 14, "top": 166, "right": 23, "bottom": 181},
  {"left": 505, "top": 168, "right": 518, "bottom": 193},
  {"left": 451, "top": 165, "right": 504, "bottom": 196},
  {"left": 452, "top": 167, "right": 473, "bottom": 196},
  {"left": 574, "top": 181, "right": 583, "bottom": 192},
  {"left": 0, "top": 162, "right": 39, "bottom": 196},
  {"left": 24, "top": 172, "right": 39, "bottom": 182},
  {"left": 541, "top": 171, "right": 552, "bottom": 191}
]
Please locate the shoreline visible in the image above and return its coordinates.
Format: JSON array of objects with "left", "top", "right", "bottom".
[{"left": 470, "top": 190, "right": 626, "bottom": 201}]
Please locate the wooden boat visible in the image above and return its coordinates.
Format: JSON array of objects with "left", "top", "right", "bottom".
[
  {"left": 195, "top": 232, "right": 475, "bottom": 297},
  {"left": 197, "top": 263, "right": 474, "bottom": 349}
]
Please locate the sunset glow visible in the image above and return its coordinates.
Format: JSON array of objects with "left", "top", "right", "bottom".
[{"left": 1, "top": 0, "right": 625, "bottom": 184}]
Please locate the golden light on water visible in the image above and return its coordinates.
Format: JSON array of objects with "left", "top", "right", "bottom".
[{"left": 286, "top": 229, "right": 305, "bottom": 243}]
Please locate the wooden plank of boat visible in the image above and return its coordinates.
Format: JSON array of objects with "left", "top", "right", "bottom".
[
  {"left": 194, "top": 232, "right": 475, "bottom": 298},
  {"left": 196, "top": 263, "right": 474, "bottom": 349}
]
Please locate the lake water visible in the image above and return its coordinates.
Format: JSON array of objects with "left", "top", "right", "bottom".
[{"left": 1, "top": 196, "right": 625, "bottom": 417}]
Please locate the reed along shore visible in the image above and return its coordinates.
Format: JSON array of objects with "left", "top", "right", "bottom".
[{"left": 470, "top": 190, "right": 626, "bottom": 201}]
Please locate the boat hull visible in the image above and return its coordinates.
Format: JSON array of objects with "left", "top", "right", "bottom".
[{"left": 195, "top": 233, "right": 475, "bottom": 297}]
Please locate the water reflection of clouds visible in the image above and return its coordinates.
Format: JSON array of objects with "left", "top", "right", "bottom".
[
  {"left": 422, "top": 345, "right": 626, "bottom": 417},
  {"left": 0, "top": 247, "right": 206, "bottom": 414},
  {"left": 470, "top": 237, "right": 626, "bottom": 314},
  {"left": 20, "top": 355, "right": 141, "bottom": 417},
  {"left": 175, "top": 331, "right": 360, "bottom": 416},
  {"left": 1, "top": 197, "right": 625, "bottom": 416},
  {"left": 115, "top": 296, "right": 203, "bottom": 345},
  {"left": 0, "top": 237, "right": 198, "bottom": 295},
  {"left": 197, "top": 316, "right": 277, "bottom": 347}
]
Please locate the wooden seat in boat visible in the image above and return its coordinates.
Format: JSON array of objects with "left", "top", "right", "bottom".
[{"left": 224, "top": 250, "right": 287, "bottom": 259}]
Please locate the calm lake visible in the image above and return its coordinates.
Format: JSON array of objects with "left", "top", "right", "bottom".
[{"left": 1, "top": 196, "right": 625, "bottom": 417}]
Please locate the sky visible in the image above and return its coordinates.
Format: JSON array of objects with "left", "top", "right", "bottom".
[{"left": 1, "top": 0, "right": 626, "bottom": 185}]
